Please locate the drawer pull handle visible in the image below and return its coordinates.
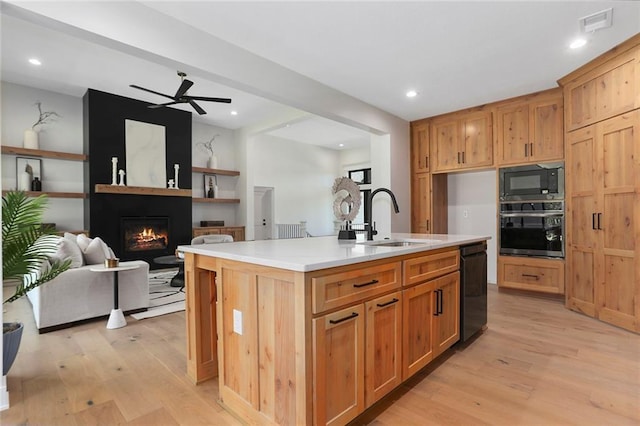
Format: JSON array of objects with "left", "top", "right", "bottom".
[
  {"left": 377, "top": 298, "right": 399, "bottom": 308},
  {"left": 353, "top": 279, "right": 379, "bottom": 288},
  {"left": 522, "top": 274, "right": 540, "bottom": 280},
  {"left": 329, "top": 312, "right": 359, "bottom": 324}
]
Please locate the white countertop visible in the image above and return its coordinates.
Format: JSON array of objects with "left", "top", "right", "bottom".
[{"left": 178, "top": 233, "right": 490, "bottom": 272}]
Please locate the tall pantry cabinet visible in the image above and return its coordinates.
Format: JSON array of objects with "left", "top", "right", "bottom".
[{"left": 560, "top": 34, "right": 640, "bottom": 333}]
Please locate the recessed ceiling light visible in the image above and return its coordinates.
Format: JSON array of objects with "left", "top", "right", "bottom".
[
  {"left": 28, "top": 58, "right": 42, "bottom": 66},
  {"left": 230, "top": 111, "right": 238, "bottom": 116},
  {"left": 406, "top": 90, "right": 418, "bottom": 98},
  {"left": 570, "top": 38, "right": 587, "bottom": 49},
  {"left": 339, "top": 143, "right": 344, "bottom": 147}
]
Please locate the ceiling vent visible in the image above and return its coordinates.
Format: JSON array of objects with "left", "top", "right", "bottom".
[{"left": 580, "top": 8, "right": 613, "bottom": 33}]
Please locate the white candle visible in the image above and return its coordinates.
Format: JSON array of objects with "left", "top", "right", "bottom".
[
  {"left": 118, "top": 169, "right": 125, "bottom": 186},
  {"left": 111, "top": 157, "right": 118, "bottom": 185},
  {"left": 168, "top": 179, "right": 174, "bottom": 189},
  {"left": 174, "top": 164, "right": 179, "bottom": 189}
]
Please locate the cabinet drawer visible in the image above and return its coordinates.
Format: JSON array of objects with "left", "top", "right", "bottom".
[
  {"left": 404, "top": 248, "right": 459, "bottom": 287},
  {"left": 498, "top": 256, "right": 565, "bottom": 294},
  {"left": 312, "top": 261, "right": 402, "bottom": 314}
]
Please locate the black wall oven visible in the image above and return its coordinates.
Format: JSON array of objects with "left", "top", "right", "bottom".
[{"left": 499, "top": 201, "right": 564, "bottom": 258}]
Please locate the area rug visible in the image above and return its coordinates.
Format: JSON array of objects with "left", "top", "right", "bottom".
[{"left": 131, "top": 269, "right": 185, "bottom": 320}]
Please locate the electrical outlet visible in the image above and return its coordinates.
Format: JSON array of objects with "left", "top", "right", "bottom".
[
  {"left": 233, "top": 309, "right": 243, "bottom": 335},
  {"left": 463, "top": 209, "right": 469, "bottom": 218}
]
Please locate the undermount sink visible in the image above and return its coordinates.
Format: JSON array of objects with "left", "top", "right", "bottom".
[{"left": 358, "top": 239, "right": 436, "bottom": 247}]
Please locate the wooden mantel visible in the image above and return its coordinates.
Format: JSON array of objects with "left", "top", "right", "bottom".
[{"left": 95, "top": 184, "right": 192, "bottom": 197}]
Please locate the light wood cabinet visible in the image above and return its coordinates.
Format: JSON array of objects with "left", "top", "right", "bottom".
[
  {"left": 313, "top": 304, "right": 365, "bottom": 426},
  {"left": 411, "top": 121, "right": 430, "bottom": 173},
  {"left": 565, "top": 111, "right": 640, "bottom": 332},
  {"left": 402, "top": 248, "right": 460, "bottom": 380},
  {"left": 495, "top": 89, "right": 564, "bottom": 165},
  {"left": 401, "top": 280, "right": 435, "bottom": 379},
  {"left": 410, "top": 172, "right": 448, "bottom": 234},
  {"left": 559, "top": 42, "right": 640, "bottom": 132},
  {"left": 364, "top": 292, "right": 402, "bottom": 407},
  {"left": 431, "top": 109, "right": 493, "bottom": 173},
  {"left": 498, "top": 255, "right": 565, "bottom": 295},
  {"left": 312, "top": 260, "right": 403, "bottom": 424},
  {"left": 432, "top": 272, "right": 460, "bottom": 357},
  {"left": 192, "top": 226, "right": 245, "bottom": 241},
  {"left": 411, "top": 172, "right": 431, "bottom": 233}
]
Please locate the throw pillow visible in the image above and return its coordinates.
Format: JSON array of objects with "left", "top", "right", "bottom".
[
  {"left": 82, "top": 236, "right": 113, "bottom": 265},
  {"left": 48, "top": 235, "right": 84, "bottom": 268},
  {"left": 76, "top": 233, "right": 92, "bottom": 252}
]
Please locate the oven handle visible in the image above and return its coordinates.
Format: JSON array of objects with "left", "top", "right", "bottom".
[{"left": 500, "top": 212, "right": 564, "bottom": 218}]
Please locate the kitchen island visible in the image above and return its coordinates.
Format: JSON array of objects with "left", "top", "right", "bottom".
[{"left": 179, "top": 233, "right": 489, "bottom": 425}]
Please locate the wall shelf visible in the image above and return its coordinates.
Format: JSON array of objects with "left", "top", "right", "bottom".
[
  {"left": 192, "top": 166, "right": 240, "bottom": 176},
  {"left": 193, "top": 197, "right": 240, "bottom": 204},
  {"left": 95, "top": 184, "right": 192, "bottom": 197},
  {"left": 2, "top": 190, "right": 87, "bottom": 199},
  {"left": 1, "top": 145, "right": 88, "bottom": 161}
]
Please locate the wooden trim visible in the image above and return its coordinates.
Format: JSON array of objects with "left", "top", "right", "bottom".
[
  {"left": 2, "top": 190, "right": 87, "bottom": 199},
  {"left": 191, "top": 166, "right": 240, "bottom": 176},
  {"left": 94, "top": 184, "right": 192, "bottom": 197},
  {"left": 1, "top": 145, "right": 87, "bottom": 161},
  {"left": 192, "top": 197, "right": 240, "bottom": 203},
  {"left": 558, "top": 33, "right": 640, "bottom": 86}
]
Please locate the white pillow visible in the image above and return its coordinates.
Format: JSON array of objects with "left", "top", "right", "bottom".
[
  {"left": 76, "top": 234, "right": 115, "bottom": 265},
  {"left": 48, "top": 235, "right": 84, "bottom": 268}
]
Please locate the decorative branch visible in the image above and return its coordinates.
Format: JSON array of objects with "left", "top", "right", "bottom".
[
  {"left": 32, "top": 101, "right": 61, "bottom": 130},
  {"left": 196, "top": 133, "right": 220, "bottom": 156}
]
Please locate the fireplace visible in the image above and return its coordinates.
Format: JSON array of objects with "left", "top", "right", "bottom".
[{"left": 121, "top": 216, "right": 169, "bottom": 255}]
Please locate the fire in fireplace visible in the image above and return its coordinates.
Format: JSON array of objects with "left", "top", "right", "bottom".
[{"left": 122, "top": 217, "right": 169, "bottom": 253}]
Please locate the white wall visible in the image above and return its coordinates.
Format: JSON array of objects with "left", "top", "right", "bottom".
[
  {"left": 1, "top": 82, "right": 84, "bottom": 231},
  {"left": 447, "top": 170, "right": 498, "bottom": 284},
  {"left": 251, "top": 134, "right": 341, "bottom": 237}
]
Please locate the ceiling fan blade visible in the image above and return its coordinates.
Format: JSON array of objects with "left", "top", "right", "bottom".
[
  {"left": 189, "top": 100, "right": 207, "bottom": 115},
  {"left": 130, "top": 84, "right": 174, "bottom": 100},
  {"left": 148, "top": 101, "right": 179, "bottom": 109},
  {"left": 175, "top": 79, "right": 194, "bottom": 98},
  {"left": 187, "top": 96, "right": 232, "bottom": 104}
]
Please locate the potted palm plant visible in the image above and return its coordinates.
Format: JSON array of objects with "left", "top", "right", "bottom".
[{"left": 3, "top": 191, "right": 71, "bottom": 375}]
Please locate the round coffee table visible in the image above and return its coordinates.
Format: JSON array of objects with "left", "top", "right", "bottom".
[{"left": 153, "top": 255, "right": 185, "bottom": 288}]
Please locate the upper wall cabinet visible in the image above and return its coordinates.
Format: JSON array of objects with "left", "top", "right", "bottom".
[
  {"left": 411, "top": 121, "right": 430, "bottom": 173},
  {"left": 495, "top": 89, "right": 564, "bottom": 165},
  {"left": 559, "top": 41, "right": 640, "bottom": 132},
  {"left": 431, "top": 109, "right": 493, "bottom": 173}
]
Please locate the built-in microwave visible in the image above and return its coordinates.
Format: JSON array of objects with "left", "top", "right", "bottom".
[{"left": 499, "top": 162, "right": 564, "bottom": 201}]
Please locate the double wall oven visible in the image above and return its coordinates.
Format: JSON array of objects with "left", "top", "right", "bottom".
[{"left": 499, "top": 162, "right": 565, "bottom": 258}]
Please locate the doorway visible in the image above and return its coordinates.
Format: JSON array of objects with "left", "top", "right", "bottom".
[{"left": 254, "top": 186, "right": 275, "bottom": 240}]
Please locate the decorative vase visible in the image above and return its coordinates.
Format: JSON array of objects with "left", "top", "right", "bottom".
[
  {"left": 207, "top": 154, "right": 218, "bottom": 169},
  {"left": 19, "top": 171, "right": 32, "bottom": 191},
  {"left": 23, "top": 129, "right": 39, "bottom": 150},
  {"left": 3, "top": 322, "right": 24, "bottom": 375}
]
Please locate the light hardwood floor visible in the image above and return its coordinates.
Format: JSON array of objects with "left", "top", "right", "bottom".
[{"left": 2, "top": 285, "right": 638, "bottom": 425}]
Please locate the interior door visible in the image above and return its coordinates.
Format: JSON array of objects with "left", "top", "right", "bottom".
[{"left": 254, "top": 187, "right": 274, "bottom": 240}]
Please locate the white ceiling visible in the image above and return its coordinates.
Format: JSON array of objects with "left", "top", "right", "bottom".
[{"left": 2, "top": 2, "right": 640, "bottom": 149}]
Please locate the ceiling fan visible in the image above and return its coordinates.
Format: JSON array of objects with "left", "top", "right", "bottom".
[{"left": 130, "top": 71, "right": 231, "bottom": 115}]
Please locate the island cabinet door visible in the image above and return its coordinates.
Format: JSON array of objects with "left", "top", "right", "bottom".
[
  {"left": 313, "top": 304, "right": 365, "bottom": 426},
  {"left": 402, "top": 281, "right": 435, "bottom": 380},
  {"left": 364, "top": 291, "right": 402, "bottom": 407},
  {"left": 432, "top": 272, "right": 460, "bottom": 357}
]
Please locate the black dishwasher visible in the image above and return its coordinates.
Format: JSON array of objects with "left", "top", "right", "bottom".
[{"left": 459, "top": 241, "right": 487, "bottom": 342}]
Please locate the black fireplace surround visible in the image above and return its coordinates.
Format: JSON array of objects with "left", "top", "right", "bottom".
[{"left": 83, "top": 89, "right": 193, "bottom": 267}]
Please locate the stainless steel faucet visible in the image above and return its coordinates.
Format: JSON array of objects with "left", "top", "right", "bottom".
[{"left": 366, "top": 188, "right": 400, "bottom": 241}]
